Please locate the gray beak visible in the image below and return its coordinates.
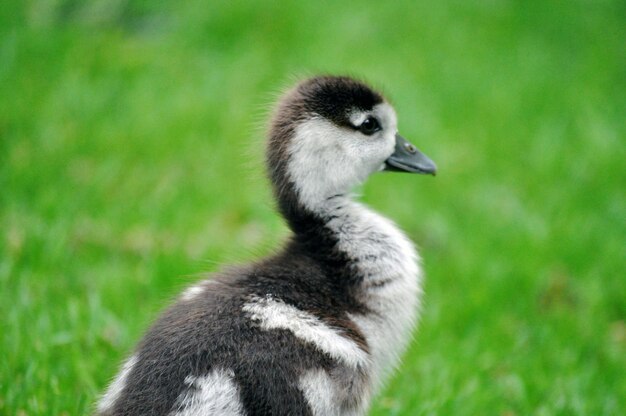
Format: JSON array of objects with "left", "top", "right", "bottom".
[{"left": 383, "top": 134, "right": 437, "bottom": 175}]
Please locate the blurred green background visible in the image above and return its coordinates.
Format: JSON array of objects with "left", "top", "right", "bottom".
[{"left": 1, "top": 1, "right": 625, "bottom": 414}]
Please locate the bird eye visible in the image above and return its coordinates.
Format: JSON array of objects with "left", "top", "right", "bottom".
[{"left": 359, "top": 116, "right": 381, "bottom": 135}]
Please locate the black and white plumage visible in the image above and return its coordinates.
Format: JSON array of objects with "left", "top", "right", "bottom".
[{"left": 97, "top": 76, "right": 437, "bottom": 416}]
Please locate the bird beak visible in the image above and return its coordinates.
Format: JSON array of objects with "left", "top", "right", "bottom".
[{"left": 383, "top": 134, "right": 437, "bottom": 175}]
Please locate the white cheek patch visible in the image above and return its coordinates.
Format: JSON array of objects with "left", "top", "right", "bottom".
[
  {"left": 172, "top": 369, "right": 244, "bottom": 416},
  {"left": 287, "top": 118, "right": 371, "bottom": 209},
  {"left": 287, "top": 116, "right": 397, "bottom": 210},
  {"left": 242, "top": 295, "right": 369, "bottom": 370},
  {"left": 98, "top": 355, "right": 138, "bottom": 413}
]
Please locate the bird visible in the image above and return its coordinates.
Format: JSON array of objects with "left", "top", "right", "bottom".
[{"left": 96, "top": 75, "right": 437, "bottom": 416}]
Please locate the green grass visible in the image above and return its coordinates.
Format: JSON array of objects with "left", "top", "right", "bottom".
[{"left": 1, "top": 1, "right": 625, "bottom": 414}]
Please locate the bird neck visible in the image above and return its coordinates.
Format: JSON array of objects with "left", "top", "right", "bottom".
[{"left": 279, "top": 191, "right": 363, "bottom": 258}]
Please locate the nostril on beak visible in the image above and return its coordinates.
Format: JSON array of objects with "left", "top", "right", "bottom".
[{"left": 404, "top": 143, "right": 417, "bottom": 154}]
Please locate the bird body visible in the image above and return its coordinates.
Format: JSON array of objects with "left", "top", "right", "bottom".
[{"left": 97, "top": 76, "right": 436, "bottom": 416}]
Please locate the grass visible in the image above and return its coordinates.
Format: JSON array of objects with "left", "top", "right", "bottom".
[{"left": 1, "top": 1, "right": 625, "bottom": 414}]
